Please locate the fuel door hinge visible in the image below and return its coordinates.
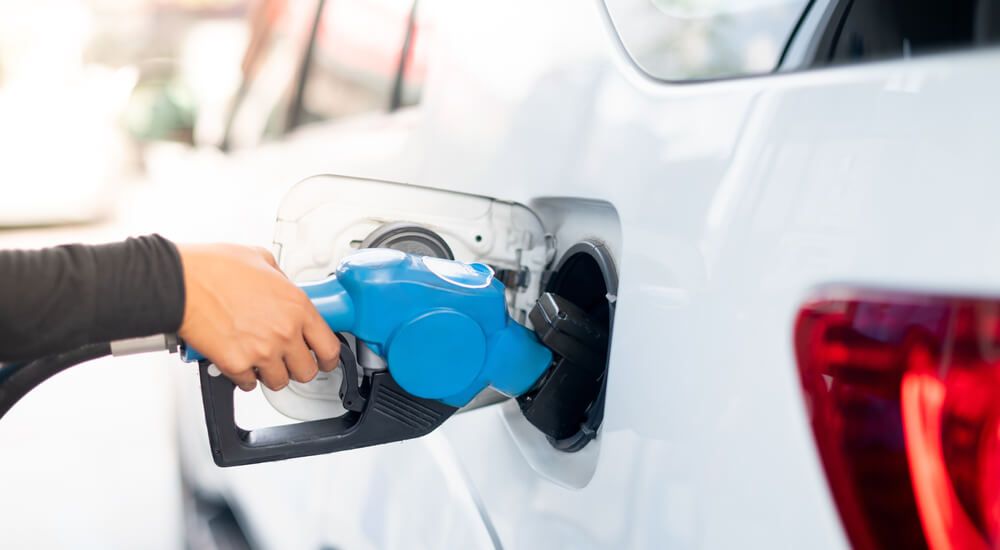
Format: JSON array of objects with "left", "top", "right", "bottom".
[
  {"left": 501, "top": 232, "right": 555, "bottom": 325},
  {"left": 272, "top": 219, "right": 299, "bottom": 265}
]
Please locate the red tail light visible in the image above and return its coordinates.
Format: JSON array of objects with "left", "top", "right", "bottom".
[{"left": 795, "top": 292, "right": 1000, "bottom": 550}]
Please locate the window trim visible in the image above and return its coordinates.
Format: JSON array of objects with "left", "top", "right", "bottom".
[
  {"left": 285, "top": 0, "right": 327, "bottom": 133},
  {"left": 389, "top": 0, "right": 420, "bottom": 111},
  {"left": 803, "top": 0, "right": 856, "bottom": 67}
]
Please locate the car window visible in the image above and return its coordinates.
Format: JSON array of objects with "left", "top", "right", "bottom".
[
  {"left": 817, "top": 0, "right": 1000, "bottom": 66},
  {"left": 602, "top": 0, "right": 812, "bottom": 81},
  {"left": 292, "top": 0, "right": 415, "bottom": 128}
]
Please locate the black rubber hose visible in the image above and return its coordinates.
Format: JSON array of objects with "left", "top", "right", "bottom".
[{"left": 0, "top": 343, "right": 112, "bottom": 420}]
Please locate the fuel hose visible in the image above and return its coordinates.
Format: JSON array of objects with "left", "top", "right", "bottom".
[
  {"left": 0, "top": 334, "right": 178, "bottom": 421},
  {"left": 0, "top": 343, "right": 113, "bottom": 420}
]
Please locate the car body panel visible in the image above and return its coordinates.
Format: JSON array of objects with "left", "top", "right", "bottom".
[{"left": 168, "top": 0, "right": 1000, "bottom": 548}]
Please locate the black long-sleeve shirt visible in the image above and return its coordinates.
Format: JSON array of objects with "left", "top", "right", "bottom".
[{"left": 0, "top": 234, "right": 185, "bottom": 361}]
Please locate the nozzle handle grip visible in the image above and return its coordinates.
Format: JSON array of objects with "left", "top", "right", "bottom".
[{"left": 198, "top": 336, "right": 457, "bottom": 467}]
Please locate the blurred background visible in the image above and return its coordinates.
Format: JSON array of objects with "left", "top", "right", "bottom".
[{"left": 0, "top": 0, "right": 425, "bottom": 546}]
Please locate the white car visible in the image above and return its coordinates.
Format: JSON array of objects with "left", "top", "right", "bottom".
[{"left": 170, "top": 0, "right": 1000, "bottom": 549}]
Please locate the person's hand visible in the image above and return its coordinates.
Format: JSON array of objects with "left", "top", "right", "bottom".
[{"left": 176, "top": 243, "right": 340, "bottom": 392}]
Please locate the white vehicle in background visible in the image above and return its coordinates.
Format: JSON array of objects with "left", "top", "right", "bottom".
[{"left": 168, "top": 0, "right": 1000, "bottom": 549}]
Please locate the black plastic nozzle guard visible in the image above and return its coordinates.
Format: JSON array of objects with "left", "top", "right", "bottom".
[{"left": 518, "top": 292, "right": 610, "bottom": 451}]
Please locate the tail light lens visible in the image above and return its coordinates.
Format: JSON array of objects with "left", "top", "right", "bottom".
[{"left": 795, "top": 292, "right": 1000, "bottom": 550}]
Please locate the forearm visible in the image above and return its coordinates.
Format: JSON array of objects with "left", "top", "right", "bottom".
[{"left": 0, "top": 234, "right": 185, "bottom": 361}]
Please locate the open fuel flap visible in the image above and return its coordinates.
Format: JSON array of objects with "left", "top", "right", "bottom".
[{"left": 261, "top": 175, "right": 617, "bottom": 476}]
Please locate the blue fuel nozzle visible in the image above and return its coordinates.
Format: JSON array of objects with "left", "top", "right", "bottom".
[{"left": 191, "top": 248, "right": 572, "bottom": 466}]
